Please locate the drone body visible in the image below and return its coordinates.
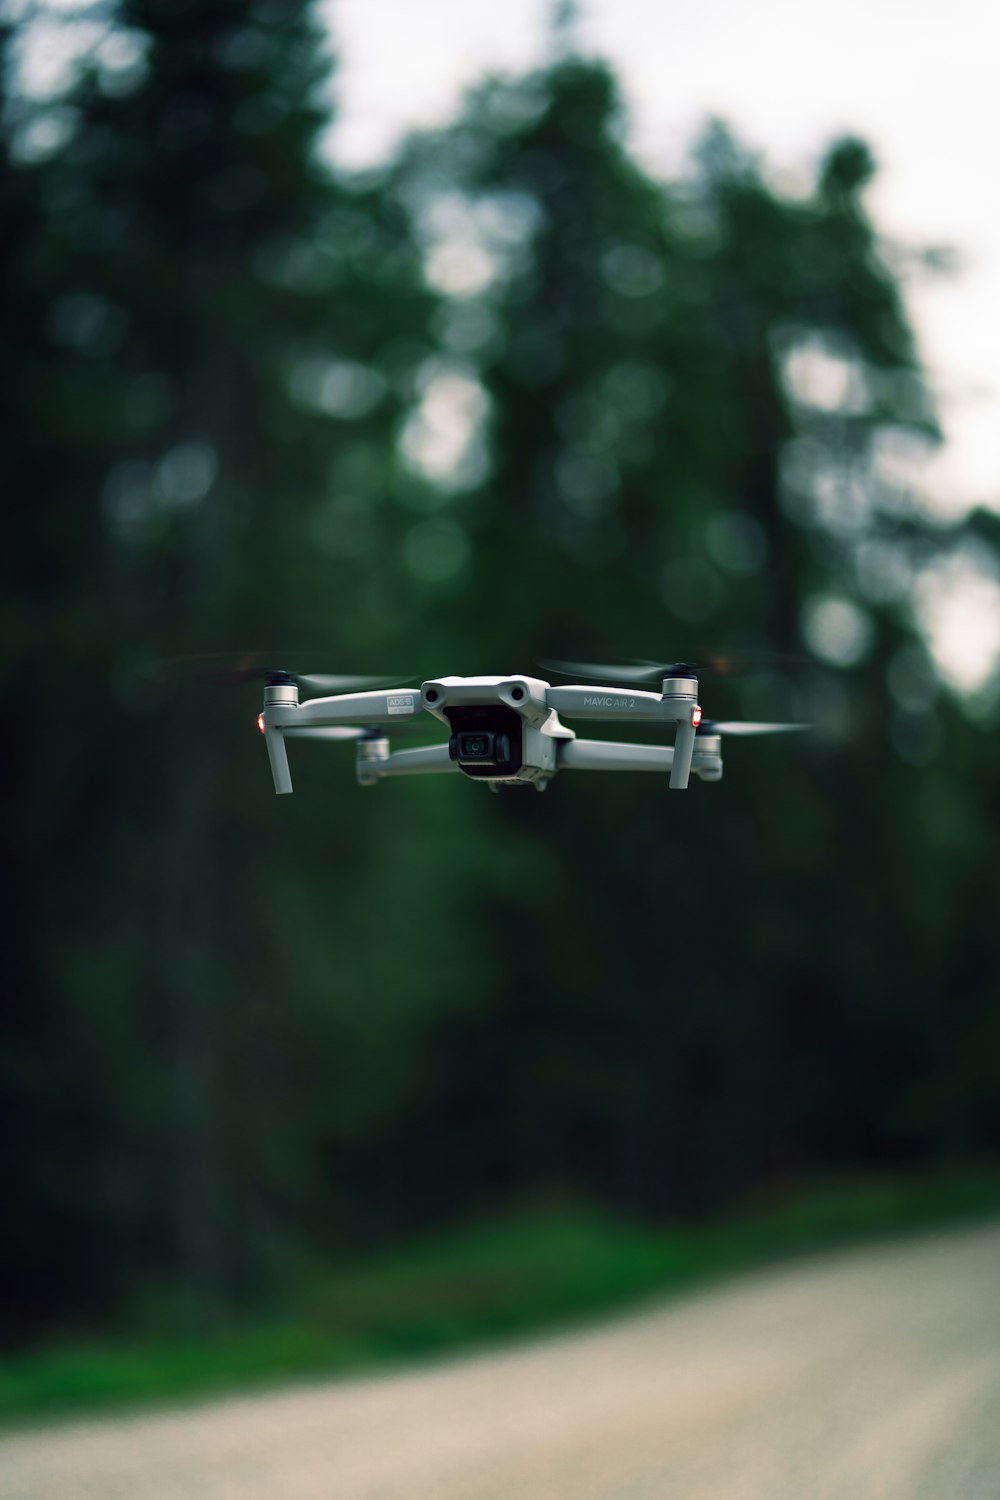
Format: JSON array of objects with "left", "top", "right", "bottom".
[{"left": 257, "top": 667, "right": 806, "bottom": 795}]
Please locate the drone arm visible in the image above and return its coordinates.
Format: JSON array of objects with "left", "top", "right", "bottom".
[
  {"left": 558, "top": 739, "right": 674, "bottom": 773},
  {"left": 557, "top": 737, "right": 722, "bottom": 782},
  {"left": 262, "top": 725, "right": 293, "bottom": 794},
  {"left": 546, "top": 686, "right": 701, "bottom": 788},
  {"left": 670, "top": 719, "right": 697, "bottom": 790},
  {"left": 268, "top": 687, "right": 422, "bottom": 729},
  {"left": 377, "top": 744, "right": 457, "bottom": 776},
  {"left": 261, "top": 688, "right": 421, "bottom": 795},
  {"left": 356, "top": 742, "right": 458, "bottom": 785},
  {"left": 544, "top": 685, "right": 673, "bottom": 721}
]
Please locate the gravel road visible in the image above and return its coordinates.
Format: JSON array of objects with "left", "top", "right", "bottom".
[{"left": 4, "top": 1221, "right": 1000, "bottom": 1500}]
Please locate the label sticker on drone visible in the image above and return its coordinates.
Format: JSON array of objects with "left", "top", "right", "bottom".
[
  {"left": 387, "top": 694, "right": 415, "bottom": 715},
  {"left": 583, "top": 695, "right": 638, "bottom": 710}
]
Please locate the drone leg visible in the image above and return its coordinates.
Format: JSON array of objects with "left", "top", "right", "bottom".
[
  {"left": 669, "top": 719, "right": 696, "bottom": 790},
  {"left": 264, "top": 727, "right": 293, "bottom": 795}
]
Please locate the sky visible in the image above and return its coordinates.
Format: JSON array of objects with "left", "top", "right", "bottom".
[{"left": 324, "top": 0, "right": 1000, "bottom": 522}]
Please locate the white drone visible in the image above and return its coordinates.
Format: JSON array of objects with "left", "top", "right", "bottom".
[{"left": 251, "top": 658, "right": 809, "bottom": 794}]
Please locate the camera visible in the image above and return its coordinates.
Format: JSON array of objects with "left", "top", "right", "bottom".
[
  {"left": 454, "top": 730, "right": 510, "bottom": 763},
  {"left": 447, "top": 708, "right": 523, "bottom": 778}
]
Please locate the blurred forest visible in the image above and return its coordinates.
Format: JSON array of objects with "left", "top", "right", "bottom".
[{"left": 3, "top": 0, "right": 1000, "bottom": 1347}]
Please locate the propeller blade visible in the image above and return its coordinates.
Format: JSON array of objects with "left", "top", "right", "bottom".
[
  {"left": 140, "top": 653, "right": 412, "bottom": 691},
  {"left": 295, "top": 673, "right": 413, "bottom": 692},
  {"left": 700, "top": 720, "right": 813, "bottom": 737},
  {"left": 282, "top": 726, "right": 370, "bottom": 741},
  {"left": 537, "top": 658, "right": 673, "bottom": 684},
  {"left": 539, "top": 650, "right": 807, "bottom": 685},
  {"left": 679, "top": 647, "right": 809, "bottom": 679},
  {"left": 285, "top": 723, "right": 423, "bottom": 740}
]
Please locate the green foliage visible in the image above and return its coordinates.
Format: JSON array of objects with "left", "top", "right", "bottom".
[{"left": 2, "top": 1170, "right": 999, "bottom": 1425}]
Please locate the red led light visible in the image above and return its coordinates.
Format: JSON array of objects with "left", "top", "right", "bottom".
[
  {"left": 257, "top": 713, "right": 266, "bottom": 734},
  {"left": 692, "top": 706, "right": 703, "bottom": 727}
]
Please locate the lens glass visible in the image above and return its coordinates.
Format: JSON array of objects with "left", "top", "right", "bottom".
[{"left": 459, "top": 733, "right": 491, "bottom": 759}]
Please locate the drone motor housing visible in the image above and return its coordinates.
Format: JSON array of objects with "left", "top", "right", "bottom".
[{"left": 692, "top": 728, "right": 723, "bottom": 782}]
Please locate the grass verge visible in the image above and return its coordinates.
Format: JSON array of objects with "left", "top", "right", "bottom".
[{"left": 3, "top": 1166, "right": 1000, "bottom": 1428}]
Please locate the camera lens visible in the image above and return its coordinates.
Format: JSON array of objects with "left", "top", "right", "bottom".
[
  {"left": 460, "top": 733, "right": 490, "bottom": 758},
  {"left": 448, "top": 722, "right": 519, "bottom": 773}
]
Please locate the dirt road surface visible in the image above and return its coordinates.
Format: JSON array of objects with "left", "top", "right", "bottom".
[{"left": 3, "top": 1221, "right": 1000, "bottom": 1500}]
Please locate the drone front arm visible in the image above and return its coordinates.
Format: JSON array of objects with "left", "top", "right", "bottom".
[
  {"left": 260, "top": 686, "right": 424, "bottom": 794},
  {"left": 670, "top": 718, "right": 697, "bottom": 790},
  {"left": 544, "top": 685, "right": 672, "bottom": 721},
  {"left": 262, "top": 722, "right": 293, "bottom": 794},
  {"left": 267, "top": 687, "right": 422, "bottom": 729},
  {"left": 545, "top": 685, "right": 701, "bottom": 788}
]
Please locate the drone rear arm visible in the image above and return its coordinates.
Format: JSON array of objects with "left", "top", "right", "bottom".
[
  {"left": 355, "top": 741, "right": 458, "bottom": 785},
  {"left": 558, "top": 738, "right": 674, "bottom": 772},
  {"left": 558, "top": 737, "right": 722, "bottom": 782}
]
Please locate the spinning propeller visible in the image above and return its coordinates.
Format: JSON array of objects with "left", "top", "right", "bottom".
[
  {"left": 141, "top": 653, "right": 421, "bottom": 750},
  {"left": 696, "top": 719, "right": 811, "bottom": 737},
  {"left": 145, "top": 651, "right": 410, "bottom": 693},
  {"left": 538, "top": 649, "right": 807, "bottom": 684}
]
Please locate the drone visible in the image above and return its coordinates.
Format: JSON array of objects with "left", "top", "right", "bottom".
[{"left": 251, "top": 658, "right": 810, "bottom": 794}]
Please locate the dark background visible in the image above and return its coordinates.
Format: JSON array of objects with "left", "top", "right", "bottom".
[{"left": 3, "top": 0, "right": 999, "bottom": 1351}]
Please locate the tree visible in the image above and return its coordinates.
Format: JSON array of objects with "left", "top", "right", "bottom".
[
  {"left": 376, "top": 55, "right": 987, "bottom": 1219},
  {"left": 2, "top": 0, "right": 436, "bottom": 1326}
]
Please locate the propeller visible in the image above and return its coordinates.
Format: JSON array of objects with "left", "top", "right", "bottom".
[
  {"left": 697, "top": 720, "right": 812, "bottom": 737},
  {"left": 538, "top": 657, "right": 698, "bottom": 684},
  {"left": 283, "top": 726, "right": 382, "bottom": 741},
  {"left": 140, "top": 652, "right": 413, "bottom": 693},
  {"left": 538, "top": 650, "right": 806, "bottom": 685}
]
